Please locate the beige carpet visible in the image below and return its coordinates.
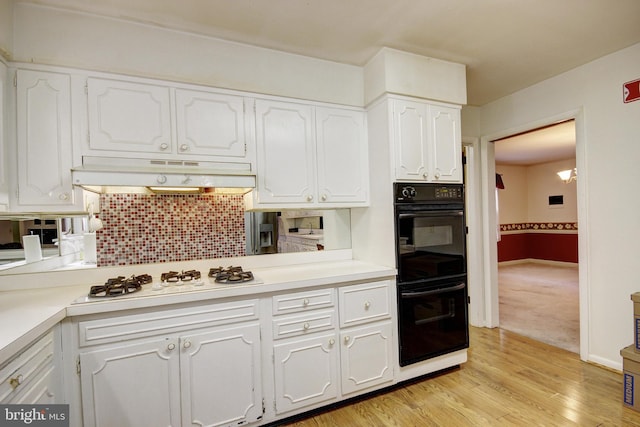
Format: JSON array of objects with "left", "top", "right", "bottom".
[{"left": 498, "top": 262, "right": 579, "bottom": 353}]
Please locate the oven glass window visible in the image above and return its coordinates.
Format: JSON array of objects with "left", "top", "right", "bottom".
[{"left": 397, "top": 212, "right": 466, "bottom": 282}]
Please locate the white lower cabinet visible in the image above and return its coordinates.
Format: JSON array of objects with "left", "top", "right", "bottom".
[
  {"left": 269, "top": 280, "right": 393, "bottom": 417},
  {"left": 0, "top": 330, "right": 57, "bottom": 404},
  {"left": 273, "top": 332, "right": 339, "bottom": 414},
  {"left": 340, "top": 321, "right": 394, "bottom": 395},
  {"left": 76, "top": 300, "right": 263, "bottom": 427}
]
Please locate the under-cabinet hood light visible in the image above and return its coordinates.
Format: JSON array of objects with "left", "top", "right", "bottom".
[{"left": 71, "top": 156, "right": 256, "bottom": 194}]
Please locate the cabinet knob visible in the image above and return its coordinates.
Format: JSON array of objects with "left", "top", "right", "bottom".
[
  {"left": 302, "top": 298, "right": 310, "bottom": 306},
  {"left": 344, "top": 336, "right": 350, "bottom": 344},
  {"left": 434, "top": 172, "right": 441, "bottom": 179},
  {"left": 306, "top": 195, "right": 313, "bottom": 202},
  {"left": 159, "top": 143, "right": 169, "bottom": 151},
  {"left": 167, "top": 343, "right": 176, "bottom": 351},
  {"left": 364, "top": 301, "right": 371, "bottom": 310},
  {"left": 183, "top": 341, "right": 192, "bottom": 349},
  {"left": 321, "top": 194, "right": 327, "bottom": 201},
  {"left": 58, "top": 192, "right": 69, "bottom": 201},
  {"left": 157, "top": 175, "right": 168, "bottom": 184},
  {"left": 303, "top": 322, "right": 310, "bottom": 331},
  {"left": 9, "top": 374, "right": 23, "bottom": 390},
  {"left": 180, "top": 144, "right": 189, "bottom": 152},
  {"left": 328, "top": 338, "right": 335, "bottom": 346},
  {"left": 422, "top": 173, "right": 428, "bottom": 179}
]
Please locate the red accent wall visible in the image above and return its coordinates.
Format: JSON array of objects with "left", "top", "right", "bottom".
[{"left": 498, "top": 233, "right": 578, "bottom": 263}]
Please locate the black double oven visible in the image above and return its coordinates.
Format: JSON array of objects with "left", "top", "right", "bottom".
[{"left": 394, "top": 183, "right": 469, "bottom": 367}]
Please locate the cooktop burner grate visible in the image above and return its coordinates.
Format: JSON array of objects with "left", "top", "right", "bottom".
[
  {"left": 89, "top": 274, "right": 152, "bottom": 298},
  {"left": 160, "top": 270, "right": 202, "bottom": 283},
  {"left": 208, "top": 266, "right": 254, "bottom": 283}
]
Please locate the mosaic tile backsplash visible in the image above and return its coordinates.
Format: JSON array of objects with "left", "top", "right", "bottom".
[{"left": 97, "top": 193, "right": 245, "bottom": 266}]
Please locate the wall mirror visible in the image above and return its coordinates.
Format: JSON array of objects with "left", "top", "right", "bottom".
[{"left": 0, "top": 208, "right": 352, "bottom": 276}]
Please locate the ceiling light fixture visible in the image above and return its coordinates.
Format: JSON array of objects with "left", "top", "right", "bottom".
[{"left": 557, "top": 168, "right": 577, "bottom": 183}]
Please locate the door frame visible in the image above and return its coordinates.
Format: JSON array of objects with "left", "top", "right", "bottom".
[{"left": 477, "top": 108, "right": 589, "bottom": 360}]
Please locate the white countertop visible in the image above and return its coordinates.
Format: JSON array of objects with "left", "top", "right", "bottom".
[{"left": 0, "top": 259, "right": 395, "bottom": 366}]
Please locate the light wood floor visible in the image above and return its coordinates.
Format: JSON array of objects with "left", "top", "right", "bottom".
[{"left": 283, "top": 326, "right": 640, "bottom": 426}]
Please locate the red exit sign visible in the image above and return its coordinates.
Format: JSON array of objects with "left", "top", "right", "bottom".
[{"left": 624, "top": 78, "right": 640, "bottom": 103}]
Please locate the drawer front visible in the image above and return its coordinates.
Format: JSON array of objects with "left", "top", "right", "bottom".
[
  {"left": 272, "top": 289, "right": 335, "bottom": 316},
  {"left": 0, "top": 331, "right": 54, "bottom": 403},
  {"left": 273, "top": 309, "right": 336, "bottom": 340},
  {"left": 78, "top": 299, "right": 259, "bottom": 347},
  {"left": 339, "top": 281, "right": 391, "bottom": 327}
]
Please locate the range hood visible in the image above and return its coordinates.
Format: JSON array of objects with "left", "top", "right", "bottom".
[{"left": 72, "top": 157, "right": 255, "bottom": 194}]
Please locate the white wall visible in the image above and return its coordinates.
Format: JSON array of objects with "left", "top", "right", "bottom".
[
  {"left": 495, "top": 165, "right": 527, "bottom": 224},
  {"left": 0, "top": 0, "right": 12, "bottom": 59},
  {"left": 11, "top": 3, "right": 363, "bottom": 106},
  {"left": 476, "top": 42, "right": 640, "bottom": 369},
  {"left": 526, "top": 159, "right": 577, "bottom": 223}
]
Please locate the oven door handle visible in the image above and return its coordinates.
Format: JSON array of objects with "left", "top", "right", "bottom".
[
  {"left": 400, "top": 282, "right": 466, "bottom": 298},
  {"left": 398, "top": 211, "right": 463, "bottom": 219}
]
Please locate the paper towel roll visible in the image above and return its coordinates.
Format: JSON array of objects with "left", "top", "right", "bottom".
[
  {"left": 84, "top": 233, "right": 97, "bottom": 264},
  {"left": 22, "top": 235, "right": 43, "bottom": 264}
]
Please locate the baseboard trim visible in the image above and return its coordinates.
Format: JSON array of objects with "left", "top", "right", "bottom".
[{"left": 498, "top": 258, "right": 578, "bottom": 267}]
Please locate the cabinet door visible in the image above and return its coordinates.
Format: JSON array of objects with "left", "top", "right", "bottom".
[
  {"left": 273, "top": 333, "right": 338, "bottom": 414},
  {"left": 255, "top": 99, "right": 316, "bottom": 204},
  {"left": 180, "top": 323, "right": 262, "bottom": 427},
  {"left": 16, "top": 70, "right": 76, "bottom": 208},
  {"left": 340, "top": 321, "right": 394, "bottom": 395},
  {"left": 175, "top": 89, "right": 247, "bottom": 158},
  {"left": 80, "top": 338, "right": 181, "bottom": 427},
  {"left": 316, "top": 107, "right": 368, "bottom": 204},
  {"left": 429, "top": 104, "right": 462, "bottom": 183},
  {"left": 393, "top": 99, "right": 429, "bottom": 181},
  {"left": 87, "top": 78, "right": 172, "bottom": 154}
]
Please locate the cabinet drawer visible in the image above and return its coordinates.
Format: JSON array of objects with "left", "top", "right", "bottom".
[
  {"left": 272, "top": 289, "right": 335, "bottom": 316},
  {"left": 0, "top": 331, "right": 54, "bottom": 403},
  {"left": 272, "top": 309, "right": 336, "bottom": 340},
  {"left": 78, "top": 299, "right": 259, "bottom": 347},
  {"left": 339, "top": 281, "right": 391, "bottom": 327}
]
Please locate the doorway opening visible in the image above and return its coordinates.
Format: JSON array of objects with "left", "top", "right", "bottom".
[{"left": 493, "top": 120, "right": 579, "bottom": 353}]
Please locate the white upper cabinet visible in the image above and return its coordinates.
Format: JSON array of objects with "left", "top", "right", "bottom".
[
  {"left": 15, "top": 69, "right": 79, "bottom": 210},
  {"left": 175, "top": 88, "right": 247, "bottom": 158},
  {"left": 86, "top": 77, "right": 252, "bottom": 166},
  {"left": 393, "top": 98, "right": 462, "bottom": 183},
  {"left": 87, "top": 78, "right": 172, "bottom": 155},
  {"left": 248, "top": 99, "right": 369, "bottom": 209},
  {"left": 429, "top": 103, "right": 462, "bottom": 182},
  {"left": 254, "top": 99, "right": 316, "bottom": 205},
  {"left": 316, "top": 107, "right": 368, "bottom": 204}
]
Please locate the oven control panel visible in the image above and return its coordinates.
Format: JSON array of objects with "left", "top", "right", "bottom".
[{"left": 394, "top": 183, "right": 463, "bottom": 203}]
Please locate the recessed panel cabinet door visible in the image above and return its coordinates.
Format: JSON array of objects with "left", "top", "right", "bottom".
[
  {"left": 87, "top": 78, "right": 172, "bottom": 154},
  {"left": 393, "top": 100, "right": 429, "bottom": 181},
  {"left": 255, "top": 100, "right": 315, "bottom": 204},
  {"left": 16, "top": 70, "right": 75, "bottom": 208},
  {"left": 340, "top": 322, "right": 394, "bottom": 395},
  {"left": 175, "top": 89, "right": 247, "bottom": 158},
  {"left": 273, "top": 333, "right": 338, "bottom": 414},
  {"left": 80, "top": 338, "right": 181, "bottom": 427},
  {"left": 429, "top": 104, "right": 462, "bottom": 182},
  {"left": 315, "top": 107, "right": 368, "bottom": 204},
  {"left": 180, "top": 323, "right": 263, "bottom": 427}
]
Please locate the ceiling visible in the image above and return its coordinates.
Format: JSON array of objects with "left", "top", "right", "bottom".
[
  {"left": 494, "top": 121, "right": 576, "bottom": 166},
  {"left": 19, "top": 0, "right": 640, "bottom": 107},
  {"left": 16, "top": 1, "right": 639, "bottom": 164}
]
